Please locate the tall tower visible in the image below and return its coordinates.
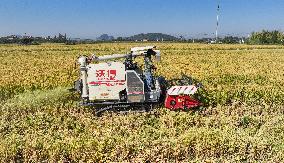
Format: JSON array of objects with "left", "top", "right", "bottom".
[{"left": 215, "top": 0, "right": 220, "bottom": 42}]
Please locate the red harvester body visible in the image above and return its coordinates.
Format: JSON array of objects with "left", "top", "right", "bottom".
[{"left": 165, "top": 85, "right": 201, "bottom": 110}]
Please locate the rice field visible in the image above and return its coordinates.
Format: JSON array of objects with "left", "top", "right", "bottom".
[{"left": 0, "top": 43, "right": 283, "bottom": 162}]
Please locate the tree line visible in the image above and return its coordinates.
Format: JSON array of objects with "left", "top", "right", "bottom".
[
  {"left": 0, "top": 33, "right": 67, "bottom": 45},
  {"left": 248, "top": 30, "right": 284, "bottom": 45},
  {"left": 0, "top": 30, "right": 283, "bottom": 45}
]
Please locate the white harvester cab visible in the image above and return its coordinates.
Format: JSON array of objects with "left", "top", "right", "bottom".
[{"left": 87, "top": 62, "right": 126, "bottom": 101}]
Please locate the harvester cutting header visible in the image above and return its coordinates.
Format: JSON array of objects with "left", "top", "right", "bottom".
[{"left": 73, "top": 46, "right": 202, "bottom": 113}]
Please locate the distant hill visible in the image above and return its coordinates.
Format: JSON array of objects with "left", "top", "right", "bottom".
[
  {"left": 97, "top": 34, "right": 114, "bottom": 41},
  {"left": 125, "top": 33, "right": 178, "bottom": 41}
]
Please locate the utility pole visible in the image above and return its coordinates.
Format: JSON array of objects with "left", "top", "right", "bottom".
[{"left": 215, "top": 0, "right": 220, "bottom": 42}]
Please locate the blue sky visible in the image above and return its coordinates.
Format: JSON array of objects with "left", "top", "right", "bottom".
[{"left": 1, "top": 0, "right": 284, "bottom": 38}]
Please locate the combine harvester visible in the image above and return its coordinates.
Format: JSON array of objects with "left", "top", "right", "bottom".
[{"left": 72, "top": 46, "right": 203, "bottom": 114}]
